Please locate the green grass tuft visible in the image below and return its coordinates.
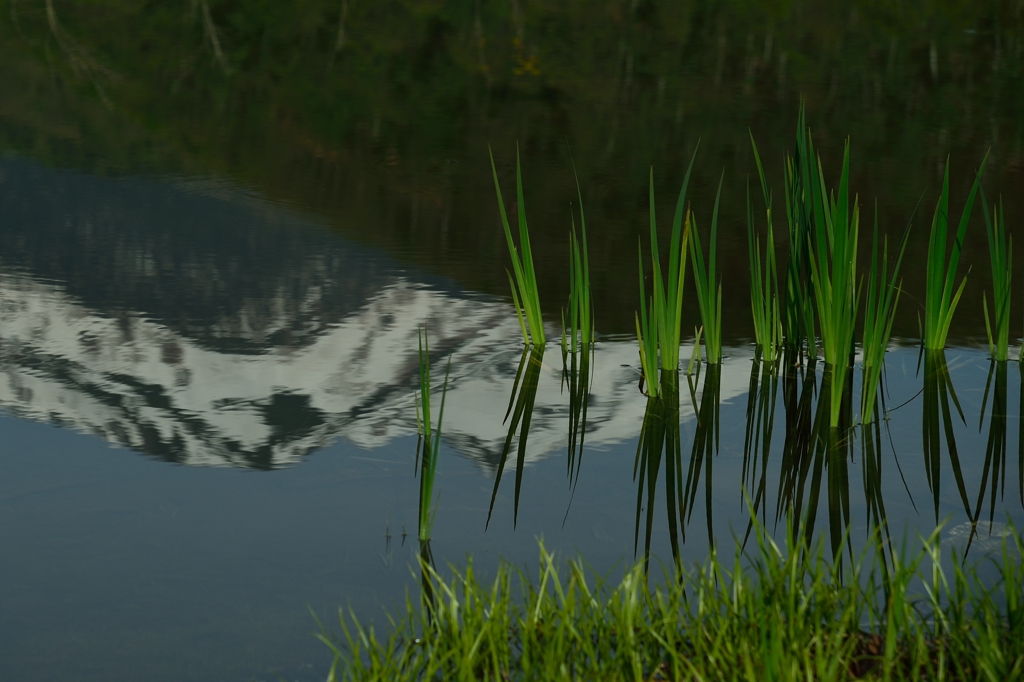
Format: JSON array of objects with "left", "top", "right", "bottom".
[{"left": 319, "top": 527, "right": 1024, "bottom": 681}]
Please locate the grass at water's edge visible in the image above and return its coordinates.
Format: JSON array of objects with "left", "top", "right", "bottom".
[{"left": 317, "top": 527, "right": 1024, "bottom": 681}]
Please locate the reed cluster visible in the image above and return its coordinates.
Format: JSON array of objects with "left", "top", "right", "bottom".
[
  {"left": 636, "top": 153, "right": 697, "bottom": 396},
  {"left": 488, "top": 110, "right": 1004, "bottom": 438},
  {"left": 320, "top": 527, "right": 1024, "bottom": 681}
]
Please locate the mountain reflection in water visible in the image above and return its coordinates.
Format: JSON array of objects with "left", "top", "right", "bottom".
[{"left": 0, "top": 159, "right": 751, "bottom": 469}]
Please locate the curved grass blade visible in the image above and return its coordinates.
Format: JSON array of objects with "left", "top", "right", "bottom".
[
  {"left": 747, "top": 135, "right": 783, "bottom": 363},
  {"left": 981, "top": 193, "right": 1011, "bottom": 361},
  {"left": 490, "top": 145, "right": 545, "bottom": 346},
  {"left": 861, "top": 203, "right": 912, "bottom": 424},
  {"left": 689, "top": 173, "right": 725, "bottom": 364},
  {"left": 923, "top": 153, "right": 989, "bottom": 350}
]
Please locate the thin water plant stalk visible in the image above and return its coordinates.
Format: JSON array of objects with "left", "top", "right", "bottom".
[
  {"left": 922, "top": 154, "right": 988, "bottom": 350},
  {"left": 747, "top": 136, "right": 783, "bottom": 363},
  {"left": 806, "top": 139, "right": 861, "bottom": 428},
  {"left": 561, "top": 170, "right": 593, "bottom": 355},
  {"left": 779, "top": 106, "right": 818, "bottom": 361},
  {"left": 982, "top": 194, "right": 1011, "bottom": 362},
  {"left": 636, "top": 149, "right": 698, "bottom": 396},
  {"left": 689, "top": 173, "right": 725, "bottom": 364},
  {"left": 861, "top": 206, "right": 911, "bottom": 424},
  {"left": 490, "top": 145, "right": 545, "bottom": 346},
  {"left": 415, "top": 328, "right": 451, "bottom": 543}
]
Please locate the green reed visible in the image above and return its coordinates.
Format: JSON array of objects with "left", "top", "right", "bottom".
[
  {"left": 414, "top": 327, "right": 451, "bottom": 542},
  {"left": 561, "top": 171, "right": 593, "bottom": 355},
  {"left": 490, "top": 145, "right": 545, "bottom": 346},
  {"left": 982, "top": 194, "right": 1011, "bottom": 361},
  {"left": 747, "top": 136, "right": 783, "bottom": 363},
  {"left": 780, "top": 106, "right": 819, "bottom": 361},
  {"left": 922, "top": 155, "right": 987, "bottom": 350},
  {"left": 861, "top": 207, "right": 911, "bottom": 424},
  {"left": 636, "top": 150, "right": 698, "bottom": 396},
  {"left": 806, "top": 140, "right": 860, "bottom": 429},
  {"left": 320, "top": 527, "right": 1024, "bottom": 682},
  {"left": 688, "top": 174, "right": 725, "bottom": 364}
]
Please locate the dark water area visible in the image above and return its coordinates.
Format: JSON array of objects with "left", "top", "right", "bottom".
[{"left": 1, "top": 2, "right": 1024, "bottom": 680}]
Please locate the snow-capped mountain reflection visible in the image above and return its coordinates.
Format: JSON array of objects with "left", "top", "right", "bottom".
[
  {"left": 0, "top": 267, "right": 753, "bottom": 469},
  {"left": 0, "top": 159, "right": 752, "bottom": 470}
]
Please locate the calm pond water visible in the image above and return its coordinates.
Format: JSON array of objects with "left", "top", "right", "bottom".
[{"left": 2, "top": 2, "right": 1024, "bottom": 681}]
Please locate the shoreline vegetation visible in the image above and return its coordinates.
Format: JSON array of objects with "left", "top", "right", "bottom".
[
  {"left": 368, "top": 112, "right": 1024, "bottom": 680},
  {"left": 320, "top": 526, "right": 1024, "bottom": 681}
]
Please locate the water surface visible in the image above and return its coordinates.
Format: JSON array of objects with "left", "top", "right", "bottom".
[{"left": 2, "top": 3, "right": 1024, "bottom": 680}]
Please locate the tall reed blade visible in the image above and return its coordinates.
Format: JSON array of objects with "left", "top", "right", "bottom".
[
  {"left": 490, "top": 145, "right": 545, "bottom": 346},
  {"left": 416, "top": 327, "right": 451, "bottom": 542},
  {"left": 780, "top": 105, "right": 818, "bottom": 361},
  {"left": 981, "top": 193, "right": 1011, "bottom": 361},
  {"left": 861, "top": 205, "right": 911, "bottom": 424},
  {"left": 923, "top": 154, "right": 988, "bottom": 350},
  {"left": 635, "top": 148, "right": 698, "bottom": 394},
  {"left": 806, "top": 139, "right": 861, "bottom": 428},
  {"left": 747, "top": 136, "right": 783, "bottom": 364},
  {"left": 562, "top": 165, "right": 594, "bottom": 356},
  {"left": 689, "top": 174, "right": 725, "bottom": 365}
]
